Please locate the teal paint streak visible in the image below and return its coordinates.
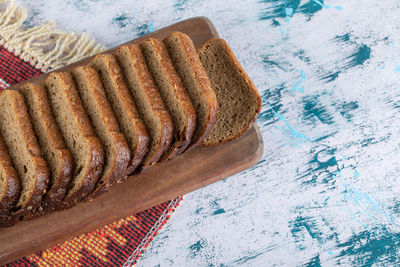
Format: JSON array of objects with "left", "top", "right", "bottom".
[
  {"left": 312, "top": 131, "right": 339, "bottom": 142},
  {"left": 194, "top": 207, "right": 203, "bottom": 215},
  {"left": 259, "top": 0, "right": 301, "bottom": 21},
  {"left": 359, "top": 135, "right": 390, "bottom": 148},
  {"left": 290, "top": 216, "right": 323, "bottom": 245},
  {"left": 112, "top": 13, "right": 131, "bottom": 28},
  {"left": 387, "top": 93, "right": 400, "bottom": 110},
  {"left": 299, "top": 0, "right": 324, "bottom": 21},
  {"left": 302, "top": 254, "right": 322, "bottom": 266},
  {"left": 22, "top": 8, "right": 41, "bottom": 27},
  {"left": 271, "top": 19, "right": 280, "bottom": 27},
  {"left": 337, "top": 37, "right": 370, "bottom": 68},
  {"left": 335, "top": 33, "right": 350, "bottom": 42},
  {"left": 135, "top": 23, "right": 156, "bottom": 36},
  {"left": 361, "top": 137, "right": 377, "bottom": 147},
  {"left": 233, "top": 251, "right": 266, "bottom": 265},
  {"left": 210, "top": 199, "right": 221, "bottom": 208},
  {"left": 189, "top": 241, "right": 203, "bottom": 252},
  {"left": 302, "top": 95, "right": 335, "bottom": 125},
  {"left": 262, "top": 55, "right": 285, "bottom": 70},
  {"left": 297, "top": 145, "right": 338, "bottom": 187},
  {"left": 347, "top": 45, "right": 371, "bottom": 68},
  {"left": 174, "top": 0, "right": 189, "bottom": 12},
  {"left": 68, "top": 0, "right": 90, "bottom": 12},
  {"left": 258, "top": 85, "right": 285, "bottom": 126},
  {"left": 259, "top": 0, "right": 340, "bottom": 25},
  {"left": 293, "top": 49, "right": 311, "bottom": 63},
  {"left": 189, "top": 240, "right": 205, "bottom": 258},
  {"left": 321, "top": 34, "right": 370, "bottom": 82},
  {"left": 111, "top": 13, "right": 155, "bottom": 36},
  {"left": 259, "top": 0, "right": 326, "bottom": 20},
  {"left": 336, "top": 101, "right": 359, "bottom": 122},
  {"left": 320, "top": 71, "right": 340, "bottom": 82},
  {"left": 334, "top": 229, "right": 400, "bottom": 265},
  {"left": 213, "top": 208, "right": 226, "bottom": 215},
  {"left": 311, "top": 147, "right": 337, "bottom": 171},
  {"left": 317, "top": 33, "right": 352, "bottom": 83},
  {"left": 294, "top": 153, "right": 398, "bottom": 265}
]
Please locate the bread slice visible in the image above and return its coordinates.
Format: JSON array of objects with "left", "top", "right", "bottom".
[
  {"left": 0, "top": 90, "right": 49, "bottom": 218},
  {"left": 164, "top": 32, "right": 218, "bottom": 149},
  {"left": 198, "top": 38, "right": 261, "bottom": 145},
  {"left": 45, "top": 73, "right": 104, "bottom": 209},
  {"left": 19, "top": 84, "right": 74, "bottom": 212},
  {"left": 72, "top": 66, "right": 130, "bottom": 198},
  {"left": 0, "top": 134, "right": 20, "bottom": 226},
  {"left": 90, "top": 54, "right": 152, "bottom": 171},
  {"left": 114, "top": 44, "right": 176, "bottom": 165},
  {"left": 140, "top": 39, "right": 196, "bottom": 160}
]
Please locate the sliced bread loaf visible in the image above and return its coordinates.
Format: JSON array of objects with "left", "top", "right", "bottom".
[
  {"left": 114, "top": 44, "right": 176, "bottom": 164},
  {"left": 72, "top": 66, "right": 130, "bottom": 198},
  {"left": 140, "top": 39, "right": 196, "bottom": 160},
  {"left": 0, "top": 90, "right": 50, "bottom": 217},
  {"left": 90, "top": 54, "right": 151, "bottom": 172},
  {"left": 19, "top": 83, "right": 74, "bottom": 212},
  {"left": 0, "top": 133, "right": 20, "bottom": 226},
  {"left": 45, "top": 72, "right": 105, "bottom": 209},
  {"left": 164, "top": 32, "right": 218, "bottom": 149},
  {"left": 198, "top": 38, "right": 261, "bottom": 145}
]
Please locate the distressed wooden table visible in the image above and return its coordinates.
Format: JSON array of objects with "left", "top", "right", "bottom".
[{"left": 17, "top": 0, "right": 400, "bottom": 265}]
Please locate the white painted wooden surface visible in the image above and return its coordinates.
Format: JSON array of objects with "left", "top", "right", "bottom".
[{"left": 17, "top": 0, "right": 400, "bottom": 265}]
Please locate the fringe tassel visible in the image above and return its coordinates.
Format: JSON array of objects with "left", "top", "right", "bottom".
[{"left": 0, "top": 0, "right": 106, "bottom": 72}]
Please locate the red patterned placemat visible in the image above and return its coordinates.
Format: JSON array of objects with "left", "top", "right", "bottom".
[{"left": 0, "top": 27, "right": 182, "bottom": 267}]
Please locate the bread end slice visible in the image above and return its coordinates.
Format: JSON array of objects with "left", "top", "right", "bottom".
[{"left": 198, "top": 38, "right": 261, "bottom": 145}]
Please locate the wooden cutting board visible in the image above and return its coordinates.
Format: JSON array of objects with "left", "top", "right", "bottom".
[{"left": 0, "top": 17, "right": 263, "bottom": 265}]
